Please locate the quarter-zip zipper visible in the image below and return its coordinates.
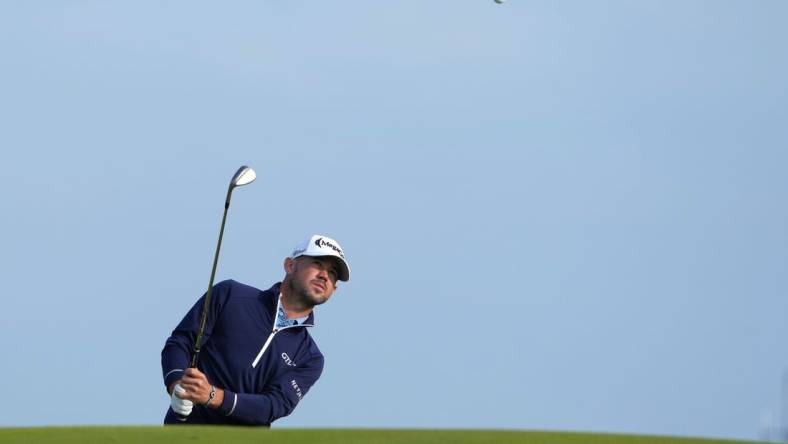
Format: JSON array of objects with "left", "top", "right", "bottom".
[
  {"left": 251, "top": 296, "right": 314, "bottom": 368},
  {"left": 252, "top": 330, "right": 277, "bottom": 368}
]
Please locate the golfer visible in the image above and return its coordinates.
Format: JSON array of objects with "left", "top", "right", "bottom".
[{"left": 161, "top": 234, "right": 350, "bottom": 426}]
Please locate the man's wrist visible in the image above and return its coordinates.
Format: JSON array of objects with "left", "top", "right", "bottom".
[
  {"left": 208, "top": 387, "right": 225, "bottom": 409},
  {"left": 203, "top": 385, "right": 216, "bottom": 407}
]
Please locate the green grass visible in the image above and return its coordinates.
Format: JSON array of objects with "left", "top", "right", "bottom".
[{"left": 0, "top": 427, "right": 764, "bottom": 444}]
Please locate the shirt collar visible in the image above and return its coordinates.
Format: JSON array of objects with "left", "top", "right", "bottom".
[{"left": 276, "top": 293, "right": 311, "bottom": 328}]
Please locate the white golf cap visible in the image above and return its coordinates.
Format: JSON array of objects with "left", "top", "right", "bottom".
[{"left": 290, "top": 234, "right": 350, "bottom": 282}]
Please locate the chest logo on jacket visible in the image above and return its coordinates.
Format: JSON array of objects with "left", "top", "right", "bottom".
[{"left": 281, "top": 352, "right": 296, "bottom": 367}]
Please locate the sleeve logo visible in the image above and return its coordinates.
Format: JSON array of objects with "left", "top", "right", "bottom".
[{"left": 290, "top": 379, "right": 303, "bottom": 399}]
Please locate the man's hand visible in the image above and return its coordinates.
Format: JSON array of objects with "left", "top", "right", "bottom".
[
  {"left": 170, "top": 383, "right": 193, "bottom": 416},
  {"left": 179, "top": 367, "right": 224, "bottom": 408}
]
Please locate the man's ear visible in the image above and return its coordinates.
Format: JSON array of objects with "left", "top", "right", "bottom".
[{"left": 284, "top": 257, "right": 295, "bottom": 275}]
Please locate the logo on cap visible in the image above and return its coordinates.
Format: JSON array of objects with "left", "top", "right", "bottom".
[{"left": 315, "top": 237, "right": 344, "bottom": 258}]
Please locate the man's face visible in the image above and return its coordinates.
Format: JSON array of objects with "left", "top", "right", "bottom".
[{"left": 286, "top": 256, "right": 339, "bottom": 307}]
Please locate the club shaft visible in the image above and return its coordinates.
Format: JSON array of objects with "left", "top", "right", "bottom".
[{"left": 190, "top": 193, "right": 233, "bottom": 368}]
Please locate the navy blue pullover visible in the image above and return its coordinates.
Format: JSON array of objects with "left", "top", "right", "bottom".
[{"left": 161, "top": 280, "right": 324, "bottom": 426}]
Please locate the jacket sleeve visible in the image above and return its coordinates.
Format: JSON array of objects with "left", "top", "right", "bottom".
[
  {"left": 160, "top": 280, "right": 232, "bottom": 391},
  {"left": 217, "top": 353, "right": 324, "bottom": 425}
]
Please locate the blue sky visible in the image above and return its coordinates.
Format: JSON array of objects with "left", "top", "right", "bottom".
[{"left": 1, "top": 1, "right": 786, "bottom": 441}]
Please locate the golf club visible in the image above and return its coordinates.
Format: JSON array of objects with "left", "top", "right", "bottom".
[{"left": 190, "top": 165, "right": 256, "bottom": 368}]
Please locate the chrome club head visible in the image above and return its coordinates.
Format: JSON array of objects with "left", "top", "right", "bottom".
[{"left": 231, "top": 166, "right": 256, "bottom": 188}]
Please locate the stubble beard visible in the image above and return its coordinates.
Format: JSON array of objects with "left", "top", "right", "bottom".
[{"left": 287, "top": 277, "right": 328, "bottom": 310}]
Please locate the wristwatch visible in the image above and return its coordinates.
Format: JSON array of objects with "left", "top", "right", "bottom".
[{"left": 204, "top": 385, "right": 216, "bottom": 407}]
